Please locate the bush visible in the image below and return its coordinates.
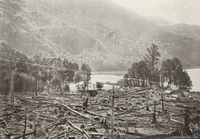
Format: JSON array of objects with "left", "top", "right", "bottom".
[{"left": 96, "top": 82, "right": 103, "bottom": 89}]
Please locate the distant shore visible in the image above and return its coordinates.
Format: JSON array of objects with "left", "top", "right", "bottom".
[
  {"left": 184, "top": 66, "right": 200, "bottom": 70},
  {"left": 91, "top": 71, "right": 126, "bottom": 76}
]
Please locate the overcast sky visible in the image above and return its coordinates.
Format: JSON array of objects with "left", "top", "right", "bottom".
[{"left": 113, "top": 0, "right": 200, "bottom": 25}]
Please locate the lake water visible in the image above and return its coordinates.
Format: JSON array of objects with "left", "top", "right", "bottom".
[
  {"left": 90, "top": 74, "right": 124, "bottom": 90},
  {"left": 91, "top": 69, "right": 200, "bottom": 91},
  {"left": 70, "top": 69, "right": 200, "bottom": 91},
  {"left": 186, "top": 68, "right": 200, "bottom": 91}
]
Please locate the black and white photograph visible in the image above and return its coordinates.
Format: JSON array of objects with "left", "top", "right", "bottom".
[{"left": 0, "top": 0, "right": 200, "bottom": 138}]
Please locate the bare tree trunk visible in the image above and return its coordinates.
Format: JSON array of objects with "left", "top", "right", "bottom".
[
  {"left": 31, "top": 76, "right": 33, "bottom": 95},
  {"left": 152, "top": 102, "right": 157, "bottom": 123},
  {"left": 142, "top": 78, "right": 145, "bottom": 87},
  {"left": 23, "top": 77, "right": 25, "bottom": 94},
  {"left": 146, "top": 100, "right": 150, "bottom": 111},
  {"left": 23, "top": 109, "right": 27, "bottom": 139},
  {"left": 10, "top": 70, "right": 14, "bottom": 103},
  {"left": 145, "top": 78, "right": 148, "bottom": 87},
  {"left": 133, "top": 78, "right": 135, "bottom": 87},
  {"left": 111, "top": 91, "right": 115, "bottom": 138},
  {"left": 159, "top": 74, "right": 162, "bottom": 88},
  {"left": 35, "top": 79, "right": 38, "bottom": 97},
  {"left": 87, "top": 80, "right": 89, "bottom": 90},
  {"left": 161, "top": 92, "right": 164, "bottom": 111},
  {"left": 167, "top": 75, "right": 172, "bottom": 87}
]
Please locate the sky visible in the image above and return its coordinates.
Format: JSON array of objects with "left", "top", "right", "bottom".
[{"left": 113, "top": 0, "right": 200, "bottom": 25}]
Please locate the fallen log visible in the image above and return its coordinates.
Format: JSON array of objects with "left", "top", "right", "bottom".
[
  {"left": 67, "top": 120, "right": 91, "bottom": 139},
  {"left": 118, "top": 128, "right": 145, "bottom": 136},
  {"left": 54, "top": 99, "right": 92, "bottom": 120},
  {"left": 115, "top": 106, "right": 133, "bottom": 116},
  {"left": 32, "top": 111, "right": 56, "bottom": 120},
  {"left": 115, "top": 129, "right": 123, "bottom": 139},
  {"left": 88, "top": 132, "right": 104, "bottom": 136},
  {"left": 169, "top": 117, "right": 183, "bottom": 125},
  {"left": 13, "top": 131, "right": 34, "bottom": 139},
  {"left": 86, "top": 111, "right": 125, "bottom": 123}
]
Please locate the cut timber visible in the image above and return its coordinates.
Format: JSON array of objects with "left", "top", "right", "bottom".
[
  {"left": 54, "top": 99, "right": 92, "bottom": 120},
  {"left": 117, "top": 128, "right": 145, "bottom": 136},
  {"left": 169, "top": 117, "right": 183, "bottom": 125},
  {"left": 13, "top": 132, "right": 35, "bottom": 139},
  {"left": 115, "top": 106, "right": 132, "bottom": 116},
  {"left": 32, "top": 111, "right": 56, "bottom": 120},
  {"left": 67, "top": 120, "right": 91, "bottom": 139},
  {"left": 86, "top": 110, "right": 125, "bottom": 122},
  {"left": 115, "top": 129, "right": 122, "bottom": 139}
]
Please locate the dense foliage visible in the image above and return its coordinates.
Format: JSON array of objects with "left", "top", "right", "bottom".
[
  {"left": 0, "top": 41, "right": 91, "bottom": 94},
  {"left": 161, "top": 57, "right": 192, "bottom": 89},
  {"left": 125, "top": 43, "right": 192, "bottom": 89},
  {"left": 81, "top": 63, "right": 91, "bottom": 90}
]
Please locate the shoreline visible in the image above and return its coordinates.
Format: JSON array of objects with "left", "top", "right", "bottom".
[
  {"left": 184, "top": 67, "right": 200, "bottom": 70},
  {"left": 91, "top": 71, "right": 126, "bottom": 75},
  {"left": 91, "top": 68, "right": 200, "bottom": 92}
]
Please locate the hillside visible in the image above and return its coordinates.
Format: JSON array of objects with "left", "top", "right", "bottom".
[
  {"left": 0, "top": 0, "right": 200, "bottom": 70},
  {"left": 149, "top": 24, "right": 200, "bottom": 68}
]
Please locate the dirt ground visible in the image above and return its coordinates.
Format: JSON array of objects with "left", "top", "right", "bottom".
[{"left": 1, "top": 87, "right": 200, "bottom": 138}]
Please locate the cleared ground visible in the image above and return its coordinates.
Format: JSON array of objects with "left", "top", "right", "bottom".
[{"left": 0, "top": 87, "right": 200, "bottom": 139}]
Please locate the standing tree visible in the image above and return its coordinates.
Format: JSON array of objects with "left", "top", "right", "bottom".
[
  {"left": 81, "top": 64, "right": 91, "bottom": 90},
  {"left": 63, "top": 59, "right": 79, "bottom": 82},
  {"left": 0, "top": 59, "right": 9, "bottom": 93},
  {"left": 144, "top": 43, "right": 160, "bottom": 85},
  {"left": 179, "top": 71, "right": 192, "bottom": 89},
  {"left": 73, "top": 72, "right": 82, "bottom": 84},
  {"left": 144, "top": 43, "right": 161, "bottom": 72},
  {"left": 172, "top": 57, "right": 182, "bottom": 84},
  {"left": 174, "top": 65, "right": 192, "bottom": 89},
  {"left": 161, "top": 57, "right": 192, "bottom": 89},
  {"left": 125, "top": 43, "right": 192, "bottom": 90},
  {"left": 136, "top": 60, "right": 150, "bottom": 87},
  {"left": 128, "top": 62, "right": 138, "bottom": 86},
  {"left": 0, "top": 42, "right": 36, "bottom": 101},
  {"left": 161, "top": 59, "right": 173, "bottom": 87}
]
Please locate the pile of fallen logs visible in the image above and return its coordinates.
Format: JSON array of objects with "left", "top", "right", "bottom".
[{"left": 0, "top": 87, "right": 200, "bottom": 138}]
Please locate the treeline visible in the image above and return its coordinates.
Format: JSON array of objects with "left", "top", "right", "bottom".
[
  {"left": 0, "top": 41, "right": 91, "bottom": 94},
  {"left": 124, "top": 43, "right": 192, "bottom": 89}
]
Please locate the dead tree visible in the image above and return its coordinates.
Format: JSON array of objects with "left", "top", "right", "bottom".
[
  {"left": 161, "top": 92, "right": 164, "bottom": 111},
  {"left": 83, "top": 97, "right": 89, "bottom": 112},
  {"left": 152, "top": 101, "right": 158, "bottom": 124},
  {"left": 100, "top": 115, "right": 109, "bottom": 134},
  {"left": 184, "top": 107, "right": 191, "bottom": 135},
  {"left": 10, "top": 69, "right": 15, "bottom": 103},
  {"left": 146, "top": 101, "right": 150, "bottom": 111},
  {"left": 23, "top": 109, "right": 27, "bottom": 139},
  {"left": 111, "top": 91, "right": 115, "bottom": 138}
]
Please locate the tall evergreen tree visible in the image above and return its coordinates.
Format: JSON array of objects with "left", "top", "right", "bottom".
[
  {"left": 144, "top": 43, "right": 160, "bottom": 72},
  {"left": 136, "top": 61, "right": 150, "bottom": 87},
  {"left": 128, "top": 62, "right": 138, "bottom": 86},
  {"left": 161, "top": 59, "right": 173, "bottom": 87},
  {"left": 161, "top": 57, "right": 192, "bottom": 89},
  {"left": 81, "top": 63, "right": 91, "bottom": 90}
]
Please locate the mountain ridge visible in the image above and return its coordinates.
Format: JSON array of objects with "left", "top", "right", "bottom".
[{"left": 1, "top": 0, "right": 200, "bottom": 71}]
